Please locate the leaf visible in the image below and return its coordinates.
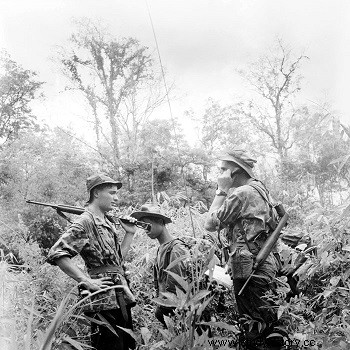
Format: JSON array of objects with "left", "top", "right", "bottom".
[
  {"left": 277, "top": 305, "right": 287, "bottom": 319},
  {"left": 95, "top": 313, "right": 118, "bottom": 336},
  {"left": 322, "top": 289, "right": 334, "bottom": 299},
  {"left": 165, "top": 270, "right": 189, "bottom": 292},
  {"left": 166, "top": 255, "right": 189, "bottom": 271},
  {"left": 248, "top": 320, "right": 255, "bottom": 333},
  {"left": 140, "top": 327, "right": 152, "bottom": 345},
  {"left": 149, "top": 340, "right": 167, "bottom": 350},
  {"left": 193, "top": 329, "right": 211, "bottom": 347},
  {"left": 333, "top": 154, "right": 350, "bottom": 173},
  {"left": 189, "top": 290, "right": 211, "bottom": 305},
  {"left": 114, "top": 325, "right": 138, "bottom": 340},
  {"left": 342, "top": 268, "right": 350, "bottom": 282},
  {"left": 320, "top": 251, "right": 329, "bottom": 267},
  {"left": 25, "top": 296, "right": 35, "bottom": 350},
  {"left": 175, "top": 286, "right": 188, "bottom": 307},
  {"left": 158, "top": 328, "right": 172, "bottom": 341},
  {"left": 84, "top": 315, "right": 108, "bottom": 326},
  {"left": 198, "top": 321, "right": 240, "bottom": 333},
  {"left": 153, "top": 293, "right": 179, "bottom": 308},
  {"left": 163, "top": 315, "right": 176, "bottom": 333},
  {"left": 339, "top": 340, "right": 348, "bottom": 349},
  {"left": 329, "top": 154, "right": 348, "bottom": 165},
  {"left": 62, "top": 336, "right": 85, "bottom": 350},
  {"left": 330, "top": 276, "right": 341, "bottom": 286},
  {"left": 196, "top": 296, "right": 214, "bottom": 317},
  {"left": 167, "top": 334, "right": 187, "bottom": 349}
]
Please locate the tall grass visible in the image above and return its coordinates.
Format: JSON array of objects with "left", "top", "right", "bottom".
[{"left": 1, "top": 202, "right": 237, "bottom": 349}]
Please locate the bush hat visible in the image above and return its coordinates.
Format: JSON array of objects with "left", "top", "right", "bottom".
[
  {"left": 130, "top": 203, "right": 172, "bottom": 224},
  {"left": 219, "top": 150, "right": 257, "bottom": 178},
  {"left": 86, "top": 173, "right": 122, "bottom": 201}
]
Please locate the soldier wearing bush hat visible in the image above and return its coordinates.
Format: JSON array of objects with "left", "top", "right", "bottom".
[
  {"left": 86, "top": 173, "right": 122, "bottom": 202},
  {"left": 131, "top": 203, "right": 190, "bottom": 326},
  {"left": 47, "top": 173, "right": 136, "bottom": 350},
  {"left": 205, "top": 149, "right": 285, "bottom": 349},
  {"left": 218, "top": 149, "right": 257, "bottom": 178},
  {"left": 130, "top": 203, "right": 172, "bottom": 224}
]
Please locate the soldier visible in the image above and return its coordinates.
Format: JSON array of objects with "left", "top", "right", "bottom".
[
  {"left": 47, "top": 174, "right": 137, "bottom": 350},
  {"left": 204, "top": 150, "right": 285, "bottom": 350},
  {"left": 130, "top": 204, "right": 190, "bottom": 326}
]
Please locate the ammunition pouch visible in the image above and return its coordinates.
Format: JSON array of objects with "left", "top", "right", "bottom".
[{"left": 230, "top": 247, "right": 254, "bottom": 280}]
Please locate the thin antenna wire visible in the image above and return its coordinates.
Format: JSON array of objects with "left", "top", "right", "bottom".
[{"left": 145, "top": 0, "right": 196, "bottom": 237}]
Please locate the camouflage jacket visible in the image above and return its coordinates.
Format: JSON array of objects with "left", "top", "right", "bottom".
[
  {"left": 212, "top": 180, "right": 273, "bottom": 249},
  {"left": 47, "top": 210, "right": 124, "bottom": 274},
  {"left": 155, "top": 238, "right": 190, "bottom": 295}
]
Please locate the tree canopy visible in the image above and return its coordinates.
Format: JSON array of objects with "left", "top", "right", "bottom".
[{"left": 0, "top": 51, "right": 43, "bottom": 146}]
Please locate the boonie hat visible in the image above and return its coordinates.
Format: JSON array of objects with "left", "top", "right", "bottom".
[
  {"left": 219, "top": 149, "right": 257, "bottom": 178},
  {"left": 130, "top": 203, "right": 172, "bottom": 224},
  {"left": 86, "top": 173, "right": 122, "bottom": 201}
]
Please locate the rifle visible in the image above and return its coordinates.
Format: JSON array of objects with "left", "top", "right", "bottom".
[
  {"left": 237, "top": 204, "right": 289, "bottom": 296},
  {"left": 26, "top": 200, "right": 151, "bottom": 230}
]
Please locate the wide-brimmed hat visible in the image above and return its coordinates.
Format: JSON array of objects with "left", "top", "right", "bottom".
[
  {"left": 86, "top": 173, "right": 122, "bottom": 201},
  {"left": 219, "top": 150, "right": 256, "bottom": 178},
  {"left": 130, "top": 203, "right": 172, "bottom": 224}
]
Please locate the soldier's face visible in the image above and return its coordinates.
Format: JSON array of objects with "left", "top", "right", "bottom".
[
  {"left": 95, "top": 185, "right": 119, "bottom": 212},
  {"left": 142, "top": 217, "right": 164, "bottom": 239},
  {"left": 219, "top": 161, "right": 241, "bottom": 185}
]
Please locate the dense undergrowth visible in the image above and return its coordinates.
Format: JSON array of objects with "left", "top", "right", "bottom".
[{"left": 1, "top": 196, "right": 350, "bottom": 350}]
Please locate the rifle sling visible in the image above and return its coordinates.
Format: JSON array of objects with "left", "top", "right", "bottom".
[
  {"left": 249, "top": 182, "right": 278, "bottom": 230},
  {"left": 236, "top": 220, "right": 252, "bottom": 253},
  {"left": 56, "top": 210, "right": 73, "bottom": 223},
  {"left": 236, "top": 183, "right": 275, "bottom": 254}
]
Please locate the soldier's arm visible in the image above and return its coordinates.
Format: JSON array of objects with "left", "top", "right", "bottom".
[
  {"left": 205, "top": 196, "right": 227, "bottom": 231},
  {"left": 205, "top": 169, "right": 235, "bottom": 231},
  {"left": 205, "top": 193, "right": 242, "bottom": 234},
  {"left": 55, "top": 256, "right": 113, "bottom": 292},
  {"left": 119, "top": 217, "right": 137, "bottom": 258}
]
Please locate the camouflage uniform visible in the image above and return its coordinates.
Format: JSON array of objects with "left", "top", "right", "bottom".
[
  {"left": 211, "top": 179, "right": 280, "bottom": 345},
  {"left": 47, "top": 211, "right": 135, "bottom": 350},
  {"left": 154, "top": 238, "right": 189, "bottom": 324}
]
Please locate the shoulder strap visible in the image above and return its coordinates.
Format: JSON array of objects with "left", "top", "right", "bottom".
[
  {"left": 249, "top": 182, "right": 274, "bottom": 207},
  {"left": 236, "top": 220, "right": 252, "bottom": 252},
  {"left": 249, "top": 181, "right": 278, "bottom": 231},
  {"left": 154, "top": 238, "right": 183, "bottom": 289}
]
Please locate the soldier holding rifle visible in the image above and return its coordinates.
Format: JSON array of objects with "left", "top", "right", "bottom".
[
  {"left": 46, "top": 174, "right": 139, "bottom": 350},
  {"left": 204, "top": 150, "right": 286, "bottom": 350}
]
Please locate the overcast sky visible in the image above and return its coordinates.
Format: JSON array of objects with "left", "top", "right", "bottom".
[{"left": 1, "top": 0, "right": 350, "bottom": 140}]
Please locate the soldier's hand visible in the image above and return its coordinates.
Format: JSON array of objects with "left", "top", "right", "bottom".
[
  {"left": 217, "top": 169, "right": 234, "bottom": 193},
  {"left": 119, "top": 215, "right": 137, "bottom": 234},
  {"left": 79, "top": 276, "right": 114, "bottom": 293}
]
